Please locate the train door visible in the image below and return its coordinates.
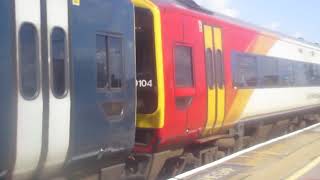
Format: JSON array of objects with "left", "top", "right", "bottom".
[
  {"left": 173, "top": 16, "right": 207, "bottom": 136},
  {"left": 203, "top": 25, "right": 225, "bottom": 136},
  {"left": 1, "top": 0, "right": 70, "bottom": 178},
  {"left": 174, "top": 44, "right": 196, "bottom": 134},
  {"left": 42, "top": 0, "right": 70, "bottom": 176},
  {"left": 213, "top": 27, "right": 226, "bottom": 130},
  {"left": 12, "top": 0, "right": 44, "bottom": 179},
  {"left": 203, "top": 25, "right": 216, "bottom": 135},
  {"left": 0, "top": 1, "right": 16, "bottom": 179},
  {"left": 68, "top": 0, "right": 136, "bottom": 173}
]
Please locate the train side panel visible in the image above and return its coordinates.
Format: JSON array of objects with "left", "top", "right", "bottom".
[
  {"left": 239, "top": 39, "right": 320, "bottom": 120},
  {"left": 68, "top": 0, "right": 136, "bottom": 173},
  {"left": 223, "top": 30, "right": 277, "bottom": 126},
  {"left": 0, "top": 0, "right": 16, "bottom": 179}
]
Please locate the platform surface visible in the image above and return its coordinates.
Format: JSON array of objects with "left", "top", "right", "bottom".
[{"left": 172, "top": 124, "right": 320, "bottom": 180}]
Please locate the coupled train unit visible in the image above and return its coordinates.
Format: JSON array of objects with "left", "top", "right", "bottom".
[{"left": 1, "top": 0, "right": 320, "bottom": 179}]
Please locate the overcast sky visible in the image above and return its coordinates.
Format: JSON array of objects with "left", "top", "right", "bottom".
[{"left": 194, "top": 0, "right": 320, "bottom": 43}]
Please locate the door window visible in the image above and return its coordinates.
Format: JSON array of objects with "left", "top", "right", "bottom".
[
  {"left": 51, "top": 27, "right": 67, "bottom": 97},
  {"left": 215, "top": 49, "right": 224, "bottom": 88},
  {"left": 19, "top": 23, "right": 40, "bottom": 99},
  {"left": 108, "top": 36, "right": 123, "bottom": 89},
  {"left": 175, "top": 45, "right": 194, "bottom": 87},
  {"left": 205, "top": 48, "right": 215, "bottom": 89},
  {"left": 96, "top": 34, "right": 123, "bottom": 90}
]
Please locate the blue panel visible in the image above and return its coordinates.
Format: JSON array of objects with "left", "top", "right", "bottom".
[
  {"left": 0, "top": 0, "right": 16, "bottom": 177},
  {"left": 68, "top": 0, "right": 136, "bottom": 169}
]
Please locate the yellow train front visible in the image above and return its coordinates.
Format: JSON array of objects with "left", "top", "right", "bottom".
[{"left": 131, "top": 0, "right": 320, "bottom": 179}]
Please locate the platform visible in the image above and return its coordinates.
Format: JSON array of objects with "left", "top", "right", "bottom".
[{"left": 171, "top": 123, "right": 320, "bottom": 180}]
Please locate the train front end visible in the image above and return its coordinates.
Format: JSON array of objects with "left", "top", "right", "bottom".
[{"left": 0, "top": 0, "right": 136, "bottom": 179}]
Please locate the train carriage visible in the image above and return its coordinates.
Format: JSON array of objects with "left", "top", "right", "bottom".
[
  {"left": 131, "top": 0, "right": 320, "bottom": 179},
  {"left": 1, "top": 0, "right": 320, "bottom": 179},
  {"left": 0, "top": 0, "right": 136, "bottom": 179}
]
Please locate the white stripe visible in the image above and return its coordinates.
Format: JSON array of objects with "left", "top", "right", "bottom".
[
  {"left": 172, "top": 122, "right": 320, "bottom": 180},
  {"left": 43, "top": 0, "right": 70, "bottom": 175},
  {"left": 13, "top": 0, "right": 43, "bottom": 179},
  {"left": 241, "top": 87, "right": 320, "bottom": 119}
]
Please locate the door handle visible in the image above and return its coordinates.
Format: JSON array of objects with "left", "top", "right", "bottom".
[
  {"left": 175, "top": 96, "right": 193, "bottom": 109},
  {"left": 101, "top": 102, "right": 124, "bottom": 120}
]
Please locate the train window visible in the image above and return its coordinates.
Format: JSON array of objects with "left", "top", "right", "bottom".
[
  {"left": 96, "top": 34, "right": 108, "bottom": 89},
  {"left": 175, "top": 45, "right": 194, "bottom": 87},
  {"left": 232, "top": 52, "right": 320, "bottom": 88},
  {"left": 304, "top": 63, "right": 314, "bottom": 86},
  {"left": 316, "top": 65, "right": 320, "bottom": 85},
  {"left": 96, "top": 34, "right": 123, "bottom": 90},
  {"left": 51, "top": 27, "right": 67, "bottom": 97},
  {"left": 232, "top": 53, "right": 258, "bottom": 88},
  {"left": 293, "top": 62, "right": 308, "bottom": 86},
  {"left": 305, "top": 63, "right": 320, "bottom": 86},
  {"left": 257, "top": 57, "right": 279, "bottom": 87},
  {"left": 314, "top": 64, "right": 320, "bottom": 85},
  {"left": 108, "top": 36, "right": 123, "bottom": 89},
  {"left": 216, "top": 50, "right": 224, "bottom": 88},
  {"left": 278, "top": 60, "right": 294, "bottom": 86},
  {"left": 19, "top": 23, "right": 39, "bottom": 99},
  {"left": 205, "top": 49, "right": 214, "bottom": 89},
  {"left": 135, "top": 7, "right": 158, "bottom": 114}
]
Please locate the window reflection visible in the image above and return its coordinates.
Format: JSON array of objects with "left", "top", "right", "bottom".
[
  {"left": 96, "top": 34, "right": 123, "bottom": 90},
  {"left": 51, "top": 27, "right": 67, "bottom": 97},
  {"left": 19, "top": 23, "right": 39, "bottom": 98},
  {"left": 232, "top": 52, "right": 320, "bottom": 88},
  {"left": 175, "top": 45, "right": 193, "bottom": 87}
]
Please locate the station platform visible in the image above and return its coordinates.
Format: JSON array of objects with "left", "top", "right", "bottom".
[{"left": 171, "top": 123, "right": 320, "bottom": 180}]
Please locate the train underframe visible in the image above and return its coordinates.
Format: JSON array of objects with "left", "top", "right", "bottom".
[{"left": 126, "top": 110, "right": 320, "bottom": 180}]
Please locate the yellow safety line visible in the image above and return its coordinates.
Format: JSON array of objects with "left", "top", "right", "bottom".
[{"left": 287, "top": 156, "right": 320, "bottom": 180}]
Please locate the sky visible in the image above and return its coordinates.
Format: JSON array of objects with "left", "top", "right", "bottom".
[{"left": 194, "top": 0, "right": 320, "bottom": 43}]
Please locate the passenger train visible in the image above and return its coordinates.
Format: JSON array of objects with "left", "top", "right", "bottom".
[
  {"left": 1, "top": 0, "right": 320, "bottom": 179},
  {"left": 0, "top": 0, "right": 135, "bottom": 179},
  {"left": 131, "top": 0, "right": 320, "bottom": 179}
]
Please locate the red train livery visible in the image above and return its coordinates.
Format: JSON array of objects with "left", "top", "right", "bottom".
[{"left": 132, "top": 0, "right": 320, "bottom": 179}]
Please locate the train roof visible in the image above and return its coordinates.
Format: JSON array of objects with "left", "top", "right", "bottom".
[{"left": 153, "top": 0, "right": 320, "bottom": 51}]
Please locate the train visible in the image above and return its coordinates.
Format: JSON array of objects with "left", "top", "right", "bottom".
[
  {"left": 0, "top": 0, "right": 135, "bottom": 179},
  {"left": 1, "top": 0, "right": 320, "bottom": 180}
]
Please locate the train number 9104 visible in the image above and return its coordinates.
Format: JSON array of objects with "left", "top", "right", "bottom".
[{"left": 136, "top": 80, "right": 153, "bottom": 88}]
